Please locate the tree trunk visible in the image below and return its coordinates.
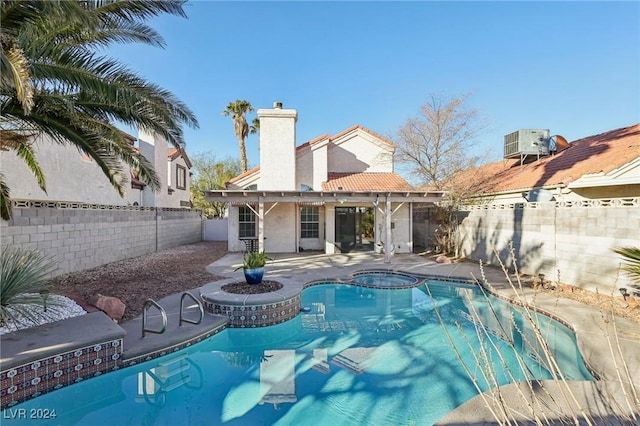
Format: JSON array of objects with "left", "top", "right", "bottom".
[{"left": 239, "top": 136, "right": 248, "bottom": 172}]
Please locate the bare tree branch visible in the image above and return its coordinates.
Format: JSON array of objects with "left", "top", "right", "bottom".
[{"left": 394, "top": 92, "right": 488, "bottom": 190}]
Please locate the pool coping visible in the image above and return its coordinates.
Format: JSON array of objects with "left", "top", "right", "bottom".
[
  {"left": 1, "top": 252, "right": 638, "bottom": 421},
  {"left": 200, "top": 277, "right": 303, "bottom": 327}
]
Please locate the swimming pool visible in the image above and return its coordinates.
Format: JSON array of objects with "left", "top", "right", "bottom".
[
  {"left": 6, "top": 280, "right": 593, "bottom": 425},
  {"left": 351, "top": 271, "right": 418, "bottom": 288}
]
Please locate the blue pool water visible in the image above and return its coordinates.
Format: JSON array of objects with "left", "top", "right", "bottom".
[
  {"left": 8, "top": 280, "right": 593, "bottom": 426},
  {"left": 351, "top": 271, "right": 417, "bottom": 287}
]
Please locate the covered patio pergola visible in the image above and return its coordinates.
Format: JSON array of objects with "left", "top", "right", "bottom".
[{"left": 204, "top": 190, "right": 444, "bottom": 263}]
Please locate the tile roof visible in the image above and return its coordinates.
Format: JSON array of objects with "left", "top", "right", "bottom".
[
  {"left": 456, "top": 123, "right": 640, "bottom": 194},
  {"left": 228, "top": 125, "right": 394, "bottom": 185},
  {"left": 227, "top": 165, "right": 260, "bottom": 184},
  {"left": 322, "top": 172, "right": 413, "bottom": 191},
  {"left": 328, "top": 125, "right": 396, "bottom": 148},
  {"left": 168, "top": 147, "right": 192, "bottom": 169}
]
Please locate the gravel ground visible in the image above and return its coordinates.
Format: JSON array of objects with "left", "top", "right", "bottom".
[
  {"left": 222, "top": 280, "right": 283, "bottom": 294},
  {"left": 537, "top": 283, "right": 640, "bottom": 324},
  {"left": 38, "top": 241, "right": 640, "bottom": 326},
  {"left": 0, "top": 294, "right": 86, "bottom": 335},
  {"left": 50, "top": 241, "right": 228, "bottom": 321}
]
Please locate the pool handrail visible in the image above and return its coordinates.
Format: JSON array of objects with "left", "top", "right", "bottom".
[{"left": 142, "top": 298, "right": 168, "bottom": 337}]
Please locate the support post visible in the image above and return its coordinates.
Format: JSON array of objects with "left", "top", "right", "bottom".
[
  {"left": 258, "top": 197, "right": 265, "bottom": 252},
  {"left": 385, "top": 195, "right": 392, "bottom": 264}
]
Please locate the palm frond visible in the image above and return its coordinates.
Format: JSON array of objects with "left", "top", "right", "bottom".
[
  {"left": 613, "top": 247, "right": 640, "bottom": 284},
  {"left": 1, "top": 42, "right": 34, "bottom": 113},
  {"left": 0, "top": 0, "right": 196, "bottom": 219},
  {"left": 0, "top": 173, "right": 13, "bottom": 221},
  {"left": 11, "top": 135, "right": 47, "bottom": 190}
]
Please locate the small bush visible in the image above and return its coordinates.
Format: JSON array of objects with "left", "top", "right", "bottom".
[
  {"left": 0, "top": 247, "right": 56, "bottom": 328},
  {"left": 236, "top": 251, "right": 271, "bottom": 270}
]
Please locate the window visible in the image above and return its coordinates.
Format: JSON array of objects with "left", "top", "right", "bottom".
[
  {"left": 300, "top": 206, "right": 319, "bottom": 238},
  {"left": 176, "top": 165, "right": 187, "bottom": 190},
  {"left": 239, "top": 206, "right": 256, "bottom": 238}
]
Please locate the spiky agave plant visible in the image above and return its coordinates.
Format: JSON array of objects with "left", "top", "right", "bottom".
[{"left": 0, "top": 246, "right": 56, "bottom": 328}]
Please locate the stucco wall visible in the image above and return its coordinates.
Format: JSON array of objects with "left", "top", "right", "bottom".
[
  {"left": 258, "top": 108, "right": 297, "bottom": 190},
  {"left": 457, "top": 197, "right": 640, "bottom": 292},
  {"left": 0, "top": 134, "right": 141, "bottom": 206},
  {"left": 328, "top": 134, "right": 393, "bottom": 173},
  {"left": 168, "top": 156, "right": 191, "bottom": 208},
  {"left": 295, "top": 149, "right": 314, "bottom": 190},
  {"left": 374, "top": 203, "right": 412, "bottom": 254},
  {"left": 1, "top": 202, "right": 202, "bottom": 277},
  {"left": 139, "top": 129, "right": 170, "bottom": 207},
  {"left": 263, "top": 204, "right": 297, "bottom": 252}
]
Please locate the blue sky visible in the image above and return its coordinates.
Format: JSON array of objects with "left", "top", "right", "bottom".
[{"left": 111, "top": 1, "right": 639, "bottom": 179}]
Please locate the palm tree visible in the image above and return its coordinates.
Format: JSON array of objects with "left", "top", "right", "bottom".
[
  {"left": 614, "top": 247, "right": 640, "bottom": 288},
  {"left": 250, "top": 117, "right": 260, "bottom": 151},
  {"left": 222, "top": 100, "right": 254, "bottom": 172},
  {"left": 0, "top": 0, "right": 199, "bottom": 220}
]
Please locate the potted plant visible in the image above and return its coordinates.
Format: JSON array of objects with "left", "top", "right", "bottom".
[{"left": 235, "top": 251, "right": 271, "bottom": 284}]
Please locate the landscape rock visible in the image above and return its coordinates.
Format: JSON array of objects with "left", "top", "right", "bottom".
[
  {"left": 89, "top": 294, "right": 126, "bottom": 322},
  {"left": 435, "top": 255, "right": 452, "bottom": 264}
]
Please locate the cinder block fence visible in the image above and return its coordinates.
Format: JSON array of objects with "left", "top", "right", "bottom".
[
  {"left": 0, "top": 200, "right": 203, "bottom": 277},
  {"left": 457, "top": 197, "right": 640, "bottom": 293}
]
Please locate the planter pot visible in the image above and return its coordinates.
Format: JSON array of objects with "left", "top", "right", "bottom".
[{"left": 243, "top": 267, "right": 264, "bottom": 285}]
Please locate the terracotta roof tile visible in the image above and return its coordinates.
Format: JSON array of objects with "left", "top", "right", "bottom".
[
  {"left": 329, "top": 125, "right": 396, "bottom": 148},
  {"left": 167, "top": 146, "right": 192, "bottom": 169},
  {"left": 227, "top": 166, "right": 260, "bottom": 184},
  {"left": 456, "top": 123, "right": 640, "bottom": 194},
  {"left": 227, "top": 125, "right": 393, "bottom": 184},
  {"left": 322, "top": 172, "right": 413, "bottom": 191}
]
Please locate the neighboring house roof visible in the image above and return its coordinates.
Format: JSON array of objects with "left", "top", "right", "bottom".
[
  {"left": 455, "top": 123, "right": 640, "bottom": 194},
  {"left": 228, "top": 166, "right": 260, "bottom": 185},
  {"left": 322, "top": 172, "right": 413, "bottom": 191},
  {"left": 227, "top": 125, "right": 394, "bottom": 186},
  {"left": 168, "top": 147, "right": 193, "bottom": 169},
  {"left": 121, "top": 131, "right": 137, "bottom": 144}
]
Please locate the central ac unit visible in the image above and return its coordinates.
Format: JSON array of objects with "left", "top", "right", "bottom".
[{"left": 504, "top": 129, "right": 550, "bottom": 159}]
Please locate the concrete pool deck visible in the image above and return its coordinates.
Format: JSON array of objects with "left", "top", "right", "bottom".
[
  {"left": 2, "top": 251, "right": 639, "bottom": 422},
  {"left": 206, "top": 251, "right": 640, "bottom": 424}
]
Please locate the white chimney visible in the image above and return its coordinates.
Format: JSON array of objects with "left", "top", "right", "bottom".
[{"left": 257, "top": 102, "right": 298, "bottom": 190}]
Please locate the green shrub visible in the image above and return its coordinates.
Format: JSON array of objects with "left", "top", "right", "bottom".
[
  {"left": 236, "top": 251, "right": 271, "bottom": 270},
  {"left": 0, "top": 247, "right": 56, "bottom": 328}
]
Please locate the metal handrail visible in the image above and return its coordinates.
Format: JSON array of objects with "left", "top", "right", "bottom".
[
  {"left": 142, "top": 299, "right": 167, "bottom": 337},
  {"left": 179, "top": 292, "right": 204, "bottom": 327}
]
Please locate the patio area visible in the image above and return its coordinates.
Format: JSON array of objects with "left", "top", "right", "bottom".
[{"left": 2, "top": 251, "right": 639, "bottom": 423}]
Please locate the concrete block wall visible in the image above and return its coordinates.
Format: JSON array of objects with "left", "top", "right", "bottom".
[
  {"left": 1, "top": 202, "right": 203, "bottom": 277},
  {"left": 457, "top": 198, "right": 640, "bottom": 293},
  {"left": 157, "top": 209, "right": 202, "bottom": 250}
]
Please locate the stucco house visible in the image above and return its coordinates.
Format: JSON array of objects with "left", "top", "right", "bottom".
[
  {"left": 451, "top": 123, "right": 640, "bottom": 292},
  {"left": 204, "top": 102, "right": 443, "bottom": 260},
  {"left": 454, "top": 123, "right": 640, "bottom": 204},
  {"left": 0, "top": 128, "right": 192, "bottom": 209}
]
